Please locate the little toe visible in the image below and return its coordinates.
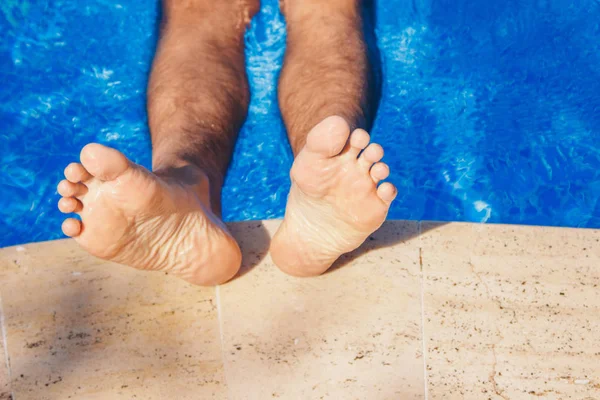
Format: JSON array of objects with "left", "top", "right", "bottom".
[
  {"left": 346, "top": 129, "right": 370, "bottom": 157},
  {"left": 358, "top": 143, "right": 384, "bottom": 169},
  {"left": 370, "top": 162, "right": 390, "bottom": 184},
  {"left": 57, "top": 179, "right": 88, "bottom": 198},
  {"left": 304, "top": 116, "right": 351, "bottom": 158},
  {"left": 58, "top": 197, "right": 83, "bottom": 214},
  {"left": 377, "top": 182, "right": 397, "bottom": 205},
  {"left": 64, "top": 163, "right": 92, "bottom": 183},
  {"left": 80, "top": 143, "right": 131, "bottom": 181},
  {"left": 62, "top": 218, "right": 82, "bottom": 237}
]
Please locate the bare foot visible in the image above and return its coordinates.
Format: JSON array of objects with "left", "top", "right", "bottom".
[
  {"left": 57, "top": 144, "right": 241, "bottom": 286},
  {"left": 271, "top": 116, "right": 397, "bottom": 276}
]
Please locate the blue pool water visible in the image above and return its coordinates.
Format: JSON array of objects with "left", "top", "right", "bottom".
[{"left": 1, "top": 0, "right": 599, "bottom": 247}]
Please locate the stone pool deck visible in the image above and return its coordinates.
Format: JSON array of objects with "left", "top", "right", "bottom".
[{"left": 0, "top": 220, "right": 598, "bottom": 399}]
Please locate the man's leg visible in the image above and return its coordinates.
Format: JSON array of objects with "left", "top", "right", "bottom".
[
  {"left": 56, "top": 0, "right": 258, "bottom": 286},
  {"left": 270, "top": 0, "right": 398, "bottom": 276}
]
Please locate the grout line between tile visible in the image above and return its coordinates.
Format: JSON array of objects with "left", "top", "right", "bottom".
[
  {"left": 417, "top": 221, "right": 429, "bottom": 400},
  {"left": 0, "top": 290, "right": 15, "bottom": 400},
  {"left": 215, "top": 285, "right": 232, "bottom": 400}
]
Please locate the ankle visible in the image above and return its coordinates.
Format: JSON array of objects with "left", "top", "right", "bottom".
[
  {"left": 153, "top": 162, "right": 222, "bottom": 213},
  {"left": 154, "top": 162, "right": 208, "bottom": 184}
]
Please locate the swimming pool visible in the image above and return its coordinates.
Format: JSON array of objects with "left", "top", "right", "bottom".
[{"left": 1, "top": 0, "right": 599, "bottom": 248}]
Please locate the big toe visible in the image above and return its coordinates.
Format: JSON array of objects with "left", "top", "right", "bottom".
[
  {"left": 80, "top": 143, "right": 131, "bottom": 181},
  {"left": 304, "top": 116, "right": 351, "bottom": 158}
]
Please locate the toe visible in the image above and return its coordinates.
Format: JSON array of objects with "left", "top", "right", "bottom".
[
  {"left": 80, "top": 143, "right": 131, "bottom": 181},
  {"left": 62, "top": 218, "right": 82, "bottom": 237},
  {"left": 377, "top": 182, "right": 397, "bottom": 205},
  {"left": 305, "top": 116, "right": 351, "bottom": 158},
  {"left": 370, "top": 162, "right": 390, "bottom": 184},
  {"left": 58, "top": 197, "right": 83, "bottom": 214},
  {"left": 64, "top": 163, "right": 92, "bottom": 183},
  {"left": 358, "top": 143, "right": 384, "bottom": 169},
  {"left": 57, "top": 179, "right": 88, "bottom": 198},
  {"left": 346, "top": 129, "right": 370, "bottom": 156}
]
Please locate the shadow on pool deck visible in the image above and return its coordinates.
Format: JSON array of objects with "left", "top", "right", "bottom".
[
  {"left": 227, "top": 219, "right": 448, "bottom": 279},
  {"left": 327, "top": 220, "right": 447, "bottom": 274},
  {"left": 228, "top": 220, "right": 272, "bottom": 280}
]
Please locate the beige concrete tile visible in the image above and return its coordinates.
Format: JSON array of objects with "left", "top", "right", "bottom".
[
  {"left": 0, "top": 239, "right": 226, "bottom": 400},
  {"left": 421, "top": 221, "right": 600, "bottom": 258},
  {"left": 0, "top": 292, "right": 11, "bottom": 400},
  {"left": 220, "top": 220, "right": 424, "bottom": 400},
  {"left": 421, "top": 222, "right": 600, "bottom": 400}
]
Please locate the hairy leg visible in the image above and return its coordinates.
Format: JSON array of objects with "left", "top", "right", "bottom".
[
  {"left": 271, "top": 0, "right": 397, "bottom": 276},
  {"left": 278, "top": 0, "right": 374, "bottom": 154},
  {"left": 149, "top": 0, "right": 259, "bottom": 212},
  {"left": 57, "top": 0, "right": 259, "bottom": 286}
]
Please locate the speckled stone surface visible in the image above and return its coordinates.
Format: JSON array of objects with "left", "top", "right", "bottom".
[
  {"left": 0, "top": 238, "right": 227, "bottom": 399},
  {"left": 1, "top": 220, "right": 599, "bottom": 399},
  {"left": 220, "top": 220, "right": 424, "bottom": 399},
  {"left": 421, "top": 222, "right": 600, "bottom": 399},
  {"left": 0, "top": 302, "right": 9, "bottom": 400}
]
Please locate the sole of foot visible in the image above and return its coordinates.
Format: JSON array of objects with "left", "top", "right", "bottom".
[
  {"left": 57, "top": 143, "right": 241, "bottom": 286},
  {"left": 270, "top": 116, "right": 397, "bottom": 277}
]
